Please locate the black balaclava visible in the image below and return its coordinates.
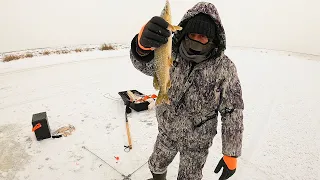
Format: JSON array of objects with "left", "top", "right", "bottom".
[{"left": 179, "top": 13, "right": 218, "bottom": 63}]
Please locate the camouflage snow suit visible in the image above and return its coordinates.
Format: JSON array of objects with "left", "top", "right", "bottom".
[{"left": 129, "top": 2, "right": 244, "bottom": 180}]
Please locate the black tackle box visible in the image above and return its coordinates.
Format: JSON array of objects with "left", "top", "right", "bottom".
[
  {"left": 32, "top": 112, "right": 52, "bottom": 141},
  {"left": 118, "top": 90, "right": 150, "bottom": 112}
]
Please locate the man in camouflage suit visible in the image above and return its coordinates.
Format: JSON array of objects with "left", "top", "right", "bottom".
[{"left": 129, "top": 2, "right": 244, "bottom": 180}]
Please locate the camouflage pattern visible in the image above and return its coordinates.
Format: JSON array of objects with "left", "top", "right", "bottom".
[
  {"left": 130, "top": 2, "right": 244, "bottom": 179},
  {"left": 148, "top": 132, "right": 209, "bottom": 180}
]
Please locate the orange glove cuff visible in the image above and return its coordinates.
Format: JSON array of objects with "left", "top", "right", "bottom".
[
  {"left": 223, "top": 155, "right": 237, "bottom": 170},
  {"left": 137, "top": 24, "right": 154, "bottom": 51}
]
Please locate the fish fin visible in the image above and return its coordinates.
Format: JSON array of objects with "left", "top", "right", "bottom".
[
  {"left": 173, "top": 25, "right": 183, "bottom": 31},
  {"left": 153, "top": 74, "right": 160, "bottom": 90},
  {"left": 156, "top": 91, "right": 170, "bottom": 105},
  {"left": 168, "top": 24, "right": 183, "bottom": 32},
  {"left": 167, "top": 79, "right": 171, "bottom": 89},
  {"left": 166, "top": 56, "right": 173, "bottom": 66}
]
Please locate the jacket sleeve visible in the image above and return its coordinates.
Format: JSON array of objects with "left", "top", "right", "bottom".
[
  {"left": 218, "top": 61, "right": 244, "bottom": 157},
  {"left": 129, "top": 34, "right": 156, "bottom": 77}
]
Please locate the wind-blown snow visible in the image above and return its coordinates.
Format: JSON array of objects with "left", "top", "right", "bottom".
[{"left": 0, "top": 47, "right": 319, "bottom": 180}]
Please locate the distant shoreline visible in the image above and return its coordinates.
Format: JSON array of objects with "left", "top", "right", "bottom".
[
  {"left": 0, "top": 43, "right": 318, "bottom": 62},
  {"left": 0, "top": 43, "right": 130, "bottom": 62}
]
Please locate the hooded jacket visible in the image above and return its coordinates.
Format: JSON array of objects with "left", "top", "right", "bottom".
[{"left": 129, "top": 2, "right": 244, "bottom": 157}]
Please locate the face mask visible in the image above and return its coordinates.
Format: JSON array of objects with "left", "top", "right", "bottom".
[
  {"left": 183, "top": 35, "right": 215, "bottom": 55},
  {"left": 179, "top": 36, "right": 216, "bottom": 63}
]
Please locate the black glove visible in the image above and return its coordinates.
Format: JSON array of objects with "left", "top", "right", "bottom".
[
  {"left": 214, "top": 156, "right": 237, "bottom": 180},
  {"left": 138, "top": 16, "right": 171, "bottom": 50}
]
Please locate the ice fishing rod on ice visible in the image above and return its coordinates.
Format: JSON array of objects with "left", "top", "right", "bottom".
[
  {"left": 118, "top": 90, "right": 157, "bottom": 152},
  {"left": 124, "top": 105, "right": 133, "bottom": 151}
]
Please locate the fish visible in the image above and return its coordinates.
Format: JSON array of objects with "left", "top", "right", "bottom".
[{"left": 153, "top": 0, "right": 182, "bottom": 105}]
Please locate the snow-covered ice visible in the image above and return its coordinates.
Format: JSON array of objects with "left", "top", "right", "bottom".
[{"left": 0, "top": 47, "right": 319, "bottom": 180}]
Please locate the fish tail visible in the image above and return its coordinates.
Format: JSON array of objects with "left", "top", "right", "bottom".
[{"left": 156, "top": 90, "right": 170, "bottom": 105}]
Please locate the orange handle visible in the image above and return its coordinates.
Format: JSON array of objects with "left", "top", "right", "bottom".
[
  {"left": 142, "top": 94, "right": 157, "bottom": 101},
  {"left": 32, "top": 123, "right": 42, "bottom": 132}
]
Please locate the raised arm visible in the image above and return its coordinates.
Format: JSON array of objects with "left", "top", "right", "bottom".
[{"left": 129, "top": 16, "right": 171, "bottom": 76}]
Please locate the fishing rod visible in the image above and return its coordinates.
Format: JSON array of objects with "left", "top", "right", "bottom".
[{"left": 124, "top": 105, "right": 133, "bottom": 152}]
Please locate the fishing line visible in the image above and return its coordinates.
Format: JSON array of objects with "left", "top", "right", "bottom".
[
  {"left": 103, "top": 93, "right": 121, "bottom": 101},
  {"left": 82, "top": 146, "right": 149, "bottom": 180}
]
